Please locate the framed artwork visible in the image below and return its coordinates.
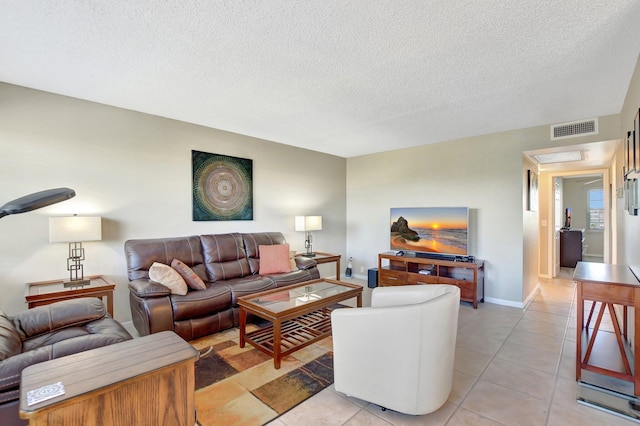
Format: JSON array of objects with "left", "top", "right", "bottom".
[
  {"left": 631, "top": 179, "right": 639, "bottom": 216},
  {"left": 192, "top": 150, "right": 253, "bottom": 221},
  {"left": 527, "top": 170, "right": 538, "bottom": 211},
  {"left": 625, "top": 130, "right": 632, "bottom": 176},
  {"left": 635, "top": 109, "right": 640, "bottom": 173}
]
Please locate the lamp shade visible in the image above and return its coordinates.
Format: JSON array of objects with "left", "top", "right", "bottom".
[
  {"left": 295, "top": 215, "right": 322, "bottom": 231},
  {"left": 49, "top": 216, "right": 102, "bottom": 243}
]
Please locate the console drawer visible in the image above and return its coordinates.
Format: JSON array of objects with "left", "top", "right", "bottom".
[
  {"left": 407, "top": 273, "right": 438, "bottom": 285},
  {"left": 379, "top": 269, "right": 407, "bottom": 286}
]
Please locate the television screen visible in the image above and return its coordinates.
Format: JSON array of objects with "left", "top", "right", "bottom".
[{"left": 390, "top": 207, "right": 469, "bottom": 255}]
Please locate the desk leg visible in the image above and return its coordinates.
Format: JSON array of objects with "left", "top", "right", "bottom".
[
  {"left": 336, "top": 259, "right": 341, "bottom": 280},
  {"left": 576, "top": 282, "right": 583, "bottom": 381}
]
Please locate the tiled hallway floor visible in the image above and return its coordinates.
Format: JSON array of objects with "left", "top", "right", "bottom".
[{"left": 268, "top": 274, "right": 639, "bottom": 426}]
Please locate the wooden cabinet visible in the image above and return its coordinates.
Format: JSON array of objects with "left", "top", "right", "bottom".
[
  {"left": 378, "top": 252, "right": 484, "bottom": 308},
  {"left": 560, "top": 229, "right": 584, "bottom": 268},
  {"left": 20, "top": 331, "right": 198, "bottom": 425}
]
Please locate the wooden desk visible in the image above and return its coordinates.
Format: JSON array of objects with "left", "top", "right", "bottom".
[
  {"left": 574, "top": 261, "right": 640, "bottom": 395},
  {"left": 300, "top": 252, "right": 341, "bottom": 280},
  {"left": 26, "top": 275, "right": 115, "bottom": 317},
  {"left": 20, "top": 331, "right": 198, "bottom": 425}
]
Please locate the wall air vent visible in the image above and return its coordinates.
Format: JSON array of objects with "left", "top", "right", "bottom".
[{"left": 551, "top": 118, "right": 598, "bottom": 140}]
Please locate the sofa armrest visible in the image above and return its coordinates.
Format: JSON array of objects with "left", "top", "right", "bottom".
[
  {"left": 294, "top": 256, "right": 317, "bottom": 270},
  {"left": 128, "top": 278, "right": 172, "bottom": 298},
  {"left": 10, "top": 298, "right": 106, "bottom": 340}
]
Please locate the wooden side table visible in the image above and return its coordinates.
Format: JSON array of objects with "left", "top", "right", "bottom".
[
  {"left": 26, "top": 275, "right": 115, "bottom": 317},
  {"left": 302, "top": 252, "right": 341, "bottom": 280},
  {"left": 574, "top": 261, "right": 640, "bottom": 396},
  {"left": 20, "top": 331, "right": 198, "bottom": 425}
]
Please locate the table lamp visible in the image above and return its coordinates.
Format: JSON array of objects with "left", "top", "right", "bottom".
[
  {"left": 295, "top": 215, "right": 322, "bottom": 257},
  {"left": 49, "top": 215, "right": 102, "bottom": 286}
]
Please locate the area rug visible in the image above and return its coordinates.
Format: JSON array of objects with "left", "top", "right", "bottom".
[{"left": 191, "top": 326, "right": 334, "bottom": 426}]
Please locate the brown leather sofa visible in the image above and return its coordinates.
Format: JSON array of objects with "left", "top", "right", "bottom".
[
  {"left": 0, "top": 298, "right": 132, "bottom": 426},
  {"left": 125, "top": 232, "right": 320, "bottom": 341}
]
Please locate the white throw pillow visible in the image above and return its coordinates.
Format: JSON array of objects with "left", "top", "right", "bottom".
[{"left": 149, "top": 262, "right": 188, "bottom": 295}]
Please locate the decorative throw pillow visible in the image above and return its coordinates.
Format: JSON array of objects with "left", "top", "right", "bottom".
[
  {"left": 149, "top": 262, "right": 188, "bottom": 295},
  {"left": 259, "top": 244, "right": 292, "bottom": 275},
  {"left": 171, "top": 259, "right": 206, "bottom": 291},
  {"left": 289, "top": 250, "right": 299, "bottom": 272}
]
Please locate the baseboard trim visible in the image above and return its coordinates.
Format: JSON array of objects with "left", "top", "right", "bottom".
[{"left": 484, "top": 297, "right": 525, "bottom": 309}]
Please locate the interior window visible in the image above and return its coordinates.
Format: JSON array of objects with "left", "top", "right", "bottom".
[{"left": 588, "top": 188, "right": 604, "bottom": 230}]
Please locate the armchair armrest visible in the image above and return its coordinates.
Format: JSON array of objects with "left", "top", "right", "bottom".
[
  {"left": 294, "top": 256, "right": 317, "bottom": 270},
  {"left": 128, "top": 278, "right": 172, "bottom": 298},
  {"left": 11, "top": 298, "right": 106, "bottom": 340}
]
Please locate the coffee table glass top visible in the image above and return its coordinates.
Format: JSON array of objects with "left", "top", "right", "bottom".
[{"left": 247, "top": 281, "right": 353, "bottom": 313}]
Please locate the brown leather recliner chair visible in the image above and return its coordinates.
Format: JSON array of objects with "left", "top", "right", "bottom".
[{"left": 0, "top": 298, "right": 132, "bottom": 426}]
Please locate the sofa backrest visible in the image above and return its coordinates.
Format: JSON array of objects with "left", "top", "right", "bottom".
[
  {"left": 242, "top": 232, "right": 288, "bottom": 274},
  {"left": 124, "top": 235, "right": 207, "bottom": 281},
  {"left": 200, "top": 233, "right": 251, "bottom": 282}
]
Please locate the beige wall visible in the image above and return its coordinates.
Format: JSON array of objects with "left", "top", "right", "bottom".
[
  {"left": 522, "top": 156, "right": 539, "bottom": 303},
  {"left": 618, "top": 55, "right": 640, "bottom": 266},
  {"left": 0, "top": 83, "right": 347, "bottom": 320},
  {"left": 346, "top": 115, "right": 621, "bottom": 306},
  {"left": 3, "top": 56, "right": 637, "bottom": 320}
]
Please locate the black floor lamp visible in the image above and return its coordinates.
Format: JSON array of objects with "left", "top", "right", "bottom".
[{"left": 0, "top": 188, "right": 76, "bottom": 219}]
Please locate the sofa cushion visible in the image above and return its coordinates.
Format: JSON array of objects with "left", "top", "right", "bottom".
[
  {"left": 171, "top": 259, "right": 206, "bottom": 291},
  {"left": 242, "top": 232, "right": 288, "bottom": 274},
  {"left": 149, "top": 262, "right": 188, "bottom": 296},
  {"left": 125, "top": 235, "right": 207, "bottom": 282},
  {"left": 259, "top": 244, "right": 292, "bottom": 275},
  {"left": 12, "top": 298, "right": 106, "bottom": 340},
  {"left": 222, "top": 276, "right": 277, "bottom": 305},
  {"left": 170, "top": 284, "right": 232, "bottom": 321},
  {"left": 201, "top": 233, "right": 251, "bottom": 281},
  {"left": 0, "top": 313, "right": 21, "bottom": 361}
]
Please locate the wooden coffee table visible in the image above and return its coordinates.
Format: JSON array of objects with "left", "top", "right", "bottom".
[{"left": 238, "top": 278, "right": 362, "bottom": 369}]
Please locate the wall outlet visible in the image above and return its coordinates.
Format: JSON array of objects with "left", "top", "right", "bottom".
[{"left": 360, "top": 266, "right": 364, "bottom": 273}]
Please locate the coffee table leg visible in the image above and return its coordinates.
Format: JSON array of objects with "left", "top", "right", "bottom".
[
  {"left": 239, "top": 307, "right": 246, "bottom": 348},
  {"left": 274, "top": 320, "right": 281, "bottom": 369}
]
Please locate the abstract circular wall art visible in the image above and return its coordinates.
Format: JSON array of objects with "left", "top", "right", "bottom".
[{"left": 192, "top": 150, "right": 253, "bottom": 221}]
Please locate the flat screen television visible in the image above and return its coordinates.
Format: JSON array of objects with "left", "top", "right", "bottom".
[{"left": 390, "top": 207, "right": 469, "bottom": 256}]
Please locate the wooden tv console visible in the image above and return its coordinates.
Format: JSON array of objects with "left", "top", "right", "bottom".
[{"left": 378, "top": 252, "right": 484, "bottom": 308}]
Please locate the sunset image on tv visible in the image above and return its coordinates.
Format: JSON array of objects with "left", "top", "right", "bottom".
[{"left": 390, "top": 207, "right": 468, "bottom": 255}]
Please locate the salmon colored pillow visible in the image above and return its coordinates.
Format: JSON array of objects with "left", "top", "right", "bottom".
[
  {"left": 171, "top": 259, "right": 206, "bottom": 291},
  {"left": 259, "top": 244, "right": 292, "bottom": 275}
]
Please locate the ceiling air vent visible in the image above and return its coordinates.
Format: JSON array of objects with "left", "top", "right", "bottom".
[{"left": 551, "top": 118, "right": 598, "bottom": 140}]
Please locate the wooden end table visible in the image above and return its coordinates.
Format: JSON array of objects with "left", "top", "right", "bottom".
[
  {"left": 20, "top": 331, "right": 198, "bottom": 425},
  {"left": 299, "top": 252, "right": 342, "bottom": 279},
  {"left": 238, "top": 278, "right": 362, "bottom": 369},
  {"left": 26, "top": 275, "right": 115, "bottom": 317},
  {"left": 574, "top": 261, "right": 640, "bottom": 396}
]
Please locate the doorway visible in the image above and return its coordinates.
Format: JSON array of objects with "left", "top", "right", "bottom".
[{"left": 552, "top": 173, "right": 606, "bottom": 279}]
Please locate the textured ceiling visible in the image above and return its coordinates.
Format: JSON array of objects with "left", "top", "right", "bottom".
[{"left": 2, "top": 1, "right": 640, "bottom": 158}]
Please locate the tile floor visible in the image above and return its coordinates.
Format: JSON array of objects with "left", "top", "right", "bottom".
[{"left": 266, "top": 272, "right": 639, "bottom": 426}]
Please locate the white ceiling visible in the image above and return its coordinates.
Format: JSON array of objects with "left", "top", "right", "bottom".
[{"left": 2, "top": 1, "right": 640, "bottom": 158}]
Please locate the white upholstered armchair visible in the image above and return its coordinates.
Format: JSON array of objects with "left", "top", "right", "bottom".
[{"left": 331, "top": 284, "right": 460, "bottom": 415}]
